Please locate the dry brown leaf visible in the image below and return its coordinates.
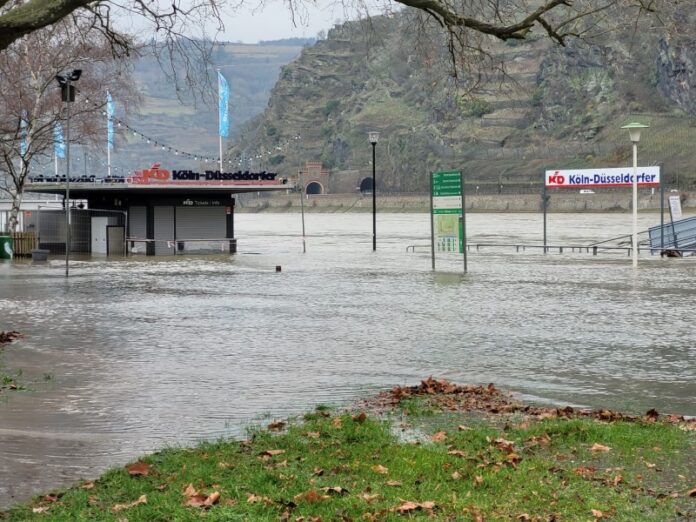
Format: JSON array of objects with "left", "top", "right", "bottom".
[
  {"left": 385, "top": 481, "right": 402, "bottom": 487},
  {"left": 320, "top": 486, "right": 349, "bottom": 495},
  {"left": 431, "top": 431, "right": 447, "bottom": 442},
  {"left": 246, "top": 493, "right": 273, "bottom": 505},
  {"left": 268, "top": 420, "right": 286, "bottom": 431},
  {"left": 517, "top": 514, "right": 531, "bottom": 521},
  {"left": 452, "top": 471, "right": 462, "bottom": 480},
  {"left": 458, "top": 425, "right": 471, "bottom": 431},
  {"left": 360, "top": 492, "right": 380, "bottom": 503},
  {"left": 184, "top": 495, "right": 209, "bottom": 508},
  {"left": 591, "top": 508, "right": 604, "bottom": 518},
  {"left": 80, "top": 482, "right": 95, "bottom": 489},
  {"left": 391, "top": 500, "right": 435, "bottom": 513},
  {"left": 183, "top": 484, "right": 199, "bottom": 498},
  {"left": 687, "top": 487, "right": 696, "bottom": 497},
  {"left": 372, "top": 464, "right": 388, "bottom": 474},
  {"left": 494, "top": 438, "right": 515, "bottom": 453},
  {"left": 112, "top": 494, "right": 147, "bottom": 512},
  {"left": 294, "top": 490, "right": 330, "bottom": 503},
  {"left": 353, "top": 412, "right": 367, "bottom": 423},
  {"left": 448, "top": 449, "right": 467, "bottom": 457},
  {"left": 260, "top": 449, "right": 286, "bottom": 456},
  {"left": 473, "top": 476, "right": 484, "bottom": 486},
  {"left": 125, "top": 461, "right": 151, "bottom": 477},
  {"left": 218, "top": 461, "right": 234, "bottom": 469},
  {"left": 306, "top": 431, "right": 321, "bottom": 439},
  {"left": 590, "top": 443, "right": 611, "bottom": 453},
  {"left": 332, "top": 417, "right": 343, "bottom": 428},
  {"left": 32, "top": 507, "right": 49, "bottom": 514}
]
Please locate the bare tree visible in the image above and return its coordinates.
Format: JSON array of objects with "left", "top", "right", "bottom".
[
  {"left": 0, "top": 19, "right": 138, "bottom": 232},
  {"left": 0, "top": 0, "right": 679, "bottom": 56}
]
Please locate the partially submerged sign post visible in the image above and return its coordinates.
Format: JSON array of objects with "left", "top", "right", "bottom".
[
  {"left": 430, "top": 171, "right": 466, "bottom": 273},
  {"left": 543, "top": 166, "right": 661, "bottom": 256}
]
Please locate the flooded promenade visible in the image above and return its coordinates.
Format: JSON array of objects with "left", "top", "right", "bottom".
[{"left": 0, "top": 212, "right": 694, "bottom": 507}]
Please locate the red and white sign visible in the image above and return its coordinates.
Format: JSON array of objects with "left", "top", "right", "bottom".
[
  {"left": 125, "top": 163, "right": 282, "bottom": 185},
  {"left": 545, "top": 167, "right": 660, "bottom": 188}
]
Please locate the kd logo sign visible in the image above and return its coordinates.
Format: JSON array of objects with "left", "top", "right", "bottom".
[{"left": 548, "top": 173, "right": 565, "bottom": 185}]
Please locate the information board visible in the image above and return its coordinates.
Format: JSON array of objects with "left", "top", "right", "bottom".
[{"left": 431, "top": 171, "right": 467, "bottom": 272}]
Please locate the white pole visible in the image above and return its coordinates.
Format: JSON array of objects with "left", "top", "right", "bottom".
[
  {"left": 54, "top": 151, "right": 58, "bottom": 177},
  {"left": 632, "top": 141, "right": 638, "bottom": 269},
  {"left": 219, "top": 135, "right": 223, "bottom": 173}
]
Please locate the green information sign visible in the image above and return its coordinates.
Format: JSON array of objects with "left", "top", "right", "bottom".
[{"left": 430, "top": 170, "right": 467, "bottom": 272}]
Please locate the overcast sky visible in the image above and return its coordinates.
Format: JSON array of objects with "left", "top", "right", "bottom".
[{"left": 219, "top": 3, "right": 354, "bottom": 43}]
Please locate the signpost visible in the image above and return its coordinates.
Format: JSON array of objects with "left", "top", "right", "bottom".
[{"left": 430, "top": 170, "right": 466, "bottom": 273}]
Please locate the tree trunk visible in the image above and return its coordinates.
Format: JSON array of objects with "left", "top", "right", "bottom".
[{"left": 8, "top": 190, "right": 22, "bottom": 233}]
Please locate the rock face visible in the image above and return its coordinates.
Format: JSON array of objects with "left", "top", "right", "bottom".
[{"left": 229, "top": 13, "right": 696, "bottom": 192}]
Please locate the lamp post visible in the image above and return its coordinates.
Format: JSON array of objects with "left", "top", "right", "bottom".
[
  {"left": 621, "top": 122, "right": 649, "bottom": 269},
  {"left": 368, "top": 131, "right": 379, "bottom": 251},
  {"left": 55, "top": 69, "right": 81, "bottom": 277}
]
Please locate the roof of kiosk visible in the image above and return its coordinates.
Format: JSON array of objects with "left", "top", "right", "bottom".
[{"left": 25, "top": 164, "right": 292, "bottom": 198}]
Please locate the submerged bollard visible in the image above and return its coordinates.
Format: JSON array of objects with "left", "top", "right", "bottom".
[{"left": 275, "top": 265, "right": 282, "bottom": 272}]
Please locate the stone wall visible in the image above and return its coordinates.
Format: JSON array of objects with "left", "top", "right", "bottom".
[{"left": 236, "top": 191, "right": 693, "bottom": 213}]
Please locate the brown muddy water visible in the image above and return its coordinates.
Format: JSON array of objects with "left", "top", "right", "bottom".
[{"left": 0, "top": 212, "right": 694, "bottom": 507}]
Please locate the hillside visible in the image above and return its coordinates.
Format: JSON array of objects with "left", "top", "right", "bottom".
[{"left": 227, "top": 14, "right": 696, "bottom": 193}]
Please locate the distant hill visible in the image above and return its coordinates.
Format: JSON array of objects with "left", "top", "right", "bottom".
[{"left": 227, "top": 13, "right": 696, "bottom": 193}]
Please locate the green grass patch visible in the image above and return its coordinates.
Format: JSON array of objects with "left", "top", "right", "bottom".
[{"left": 2, "top": 404, "right": 693, "bottom": 521}]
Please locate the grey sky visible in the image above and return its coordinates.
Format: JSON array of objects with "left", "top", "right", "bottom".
[{"left": 220, "top": 4, "right": 351, "bottom": 43}]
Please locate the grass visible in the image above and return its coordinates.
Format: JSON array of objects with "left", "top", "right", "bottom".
[{"left": 2, "top": 384, "right": 694, "bottom": 521}]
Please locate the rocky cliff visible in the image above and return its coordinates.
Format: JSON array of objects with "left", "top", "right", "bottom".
[{"left": 228, "top": 13, "right": 696, "bottom": 193}]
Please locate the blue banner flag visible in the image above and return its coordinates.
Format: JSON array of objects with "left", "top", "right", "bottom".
[
  {"left": 20, "top": 110, "right": 28, "bottom": 155},
  {"left": 53, "top": 122, "right": 66, "bottom": 158},
  {"left": 106, "top": 91, "right": 114, "bottom": 150},
  {"left": 218, "top": 71, "right": 229, "bottom": 138}
]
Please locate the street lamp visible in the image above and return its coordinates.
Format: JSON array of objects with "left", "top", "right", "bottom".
[
  {"left": 55, "top": 69, "right": 81, "bottom": 277},
  {"left": 621, "top": 121, "right": 649, "bottom": 269},
  {"left": 368, "top": 131, "right": 379, "bottom": 251}
]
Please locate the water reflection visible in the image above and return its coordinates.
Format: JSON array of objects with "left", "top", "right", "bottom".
[{"left": 0, "top": 212, "right": 694, "bottom": 507}]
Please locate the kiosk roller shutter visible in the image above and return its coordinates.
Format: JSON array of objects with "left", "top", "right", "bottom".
[
  {"left": 128, "top": 206, "right": 147, "bottom": 254},
  {"left": 176, "top": 207, "right": 225, "bottom": 239},
  {"left": 154, "top": 206, "right": 175, "bottom": 255}
]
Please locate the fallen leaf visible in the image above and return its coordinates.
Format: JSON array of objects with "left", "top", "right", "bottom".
[
  {"left": 353, "top": 412, "right": 367, "bottom": 423},
  {"left": 218, "top": 461, "right": 234, "bottom": 469},
  {"left": 473, "top": 476, "right": 483, "bottom": 486},
  {"left": 80, "top": 482, "right": 95, "bottom": 489},
  {"left": 332, "top": 417, "right": 342, "bottom": 428},
  {"left": 688, "top": 487, "right": 696, "bottom": 497},
  {"left": 591, "top": 508, "right": 604, "bottom": 519},
  {"left": 183, "top": 484, "right": 199, "bottom": 498},
  {"left": 112, "top": 494, "right": 147, "bottom": 512},
  {"left": 452, "top": 471, "right": 462, "bottom": 480},
  {"left": 260, "top": 449, "right": 286, "bottom": 456},
  {"left": 391, "top": 500, "right": 435, "bottom": 513},
  {"left": 360, "top": 493, "right": 380, "bottom": 503},
  {"left": 494, "top": 438, "right": 515, "bottom": 453},
  {"left": 457, "top": 425, "right": 471, "bottom": 431},
  {"left": 320, "top": 486, "right": 349, "bottom": 495},
  {"left": 431, "top": 431, "right": 447, "bottom": 442},
  {"left": 32, "top": 507, "right": 49, "bottom": 514},
  {"left": 448, "top": 450, "right": 467, "bottom": 457},
  {"left": 372, "top": 464, "right": 388, "bottom": 474},
  {"left": 246, "top": 493, "right": 273, "bottom": 505},
  {"left": 268, "top": 420, "right": 286, "bottom": 431},
  {"left": 385, "top": 481, "right": 402, "bottom": 487},
  {"left": 294, "top": 490, "right": 330, "bottom": 503},
  {"left": 305, "top": 431, "right": 321, "bottom": 439},
  {"left": 42, "top": 494, "right": 60, "bottom": 503},
  {"left": 589, "top": 443, "right": 611, "bottom": 453},
  {"left": 125, "top": 461, "right": 151, "bottom": 477},
  {"left": 517, "top": 514, "right": 531, "bottom": 521}
]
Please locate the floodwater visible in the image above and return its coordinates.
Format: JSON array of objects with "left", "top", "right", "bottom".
[{"left": 0, "top": 212, "right": 695, "bottom": 507}]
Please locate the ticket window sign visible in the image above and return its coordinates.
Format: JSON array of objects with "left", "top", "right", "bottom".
[{"left": 431, "top": 171, "right": 467, "bottom": 272}]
